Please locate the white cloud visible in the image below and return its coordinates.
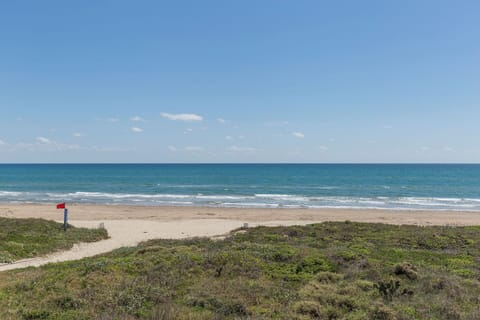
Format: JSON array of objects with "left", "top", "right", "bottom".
[
  {"left": 0, "top": 139, "right": 5, "bottom": 145},
  {"left": 184, "top": 128, "right": 193, "bottom": 134},
  {"left": 225, "top": 136, "right": 233, "bottom": 140},
  {"left": 293, "top": 132, "right": 305, "bottom": 139},
  {"left": 185, "top": 146, "right": 204, "bottom": 152},
  {"left": 227, "top": 146, "right": 256, "bottom": 153},
  {"left": 319, "top": 146, "right": 329, "bottom": 152},
  {"left": 161, "top": 113, "right": 203, "bottom": 122},
  {"left": 217, "top": 118, "right": 226, "bottom": 124},
  {"left": 131, "top": 127, "right": 143, "bottom": 133},
  {"left": 130, "top": 116, "right": 145, "bottom": 122},
  {"left": 168, "top": 146, "right": 177, "bottom": 152},
  {"left": 73, "top": 132, "right": 84, "bottom": 137},
  {"left": 107, "top": 118, "right": 120, "bottom": 123},
  {"left": 36, "top": 137, "right": 52, "bottom": 144}
]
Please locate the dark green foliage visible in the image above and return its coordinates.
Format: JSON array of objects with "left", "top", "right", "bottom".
[
  {"left": 375, "top": 279, "right": 404, "bottom": 302},
  {"left": 21, "top": 310, "right": 51, "bottom": 320},
  {"left": 0, "top": 217, "right": 108, "bottom": 263},
  {"left": 1, "top": 221, "right": 480, "bottom": 319}
]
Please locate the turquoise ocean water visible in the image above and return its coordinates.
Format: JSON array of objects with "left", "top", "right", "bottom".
[{"left": 1, "top": 164, "right": 480, "bottom": 211}]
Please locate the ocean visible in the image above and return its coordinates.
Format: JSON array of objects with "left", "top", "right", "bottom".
[{"left": 1, "top": 164, "right": 480, "bottom": 211}]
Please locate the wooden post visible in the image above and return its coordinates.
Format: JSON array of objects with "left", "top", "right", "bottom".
[{"left": 63, "top": 208, "right": 68, "bottom": 231}]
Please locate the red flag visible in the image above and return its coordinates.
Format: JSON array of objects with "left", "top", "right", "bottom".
[{"left": 56, "top": 203, "right": 66, "bottom": 209}]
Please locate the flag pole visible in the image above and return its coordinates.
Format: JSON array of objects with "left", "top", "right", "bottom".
[
  {"left": 63, "top": 208, "right": 68, "bottom": 232},
  {"left": 57, "top": 202, "right": 68, "bottom": 231}
]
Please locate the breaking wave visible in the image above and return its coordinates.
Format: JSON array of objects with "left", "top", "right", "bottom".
[{"left": 2, "top": 190, "right": 480, "bottom": 211}]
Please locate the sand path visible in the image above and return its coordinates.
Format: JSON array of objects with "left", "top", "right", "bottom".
[{"left": 0, "top": 219, "right": 317, "bottom": 272}]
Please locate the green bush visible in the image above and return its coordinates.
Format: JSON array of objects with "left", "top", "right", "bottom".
[{"left": 1, "top": 221, "right": 480, "bottom": 319}]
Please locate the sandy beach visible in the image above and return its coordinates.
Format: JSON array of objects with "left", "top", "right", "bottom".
[
  {"left": 1, "top": 203, "right": 480, "bottom": 226},
  {"left": 1, "top": 204, "right": 479, "bottom": 271}
]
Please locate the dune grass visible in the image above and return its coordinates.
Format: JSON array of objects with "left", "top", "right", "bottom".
[
  {"left": 0, "top": 217, "right": 108, "bottom": 263},
  {"left": 1, "top": 221, "right": 480, "bottom": 319}
]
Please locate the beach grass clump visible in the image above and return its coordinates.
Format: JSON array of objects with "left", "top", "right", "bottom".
[
  {"left": 1, "top": 221, "right": 480, "bottom": 319},
  {"left": 0, "top": 217, "right": 108, "bottom": 263}
]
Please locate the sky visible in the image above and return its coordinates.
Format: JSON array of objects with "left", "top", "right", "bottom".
[{"left": 0, "top": 0, "right": 479, "bottom": 163}]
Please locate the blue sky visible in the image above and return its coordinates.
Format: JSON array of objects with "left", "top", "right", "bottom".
[{"left": 0, "top": 0, "right": 479, "bottom": 163}]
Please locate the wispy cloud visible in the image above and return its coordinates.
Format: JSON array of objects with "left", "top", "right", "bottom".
[
  {"left": 61, "top": 144, "right": 81, "bottom": 151},
  {"left": 227, "top": 146, "right": 257, "bottom": 153},
  {"left": 293, "top": 132, "right": 305, "bottom": 139},
  {"left": 265, "top": 121, "right": 289, "bottom": 127},
  {"left": 168, "top": 146, "right": 205, "bottom": 152},
  {"left": 217, "top": 118, "right": 226, "bottom": 124},
  {"left": 107, "top": 117, "right": 120, "bottom": 123},
  {"left": 131, "top": 127, "right": 143, "bottom": 133},
  {"left": 225, "top": 135, "right": 246, "bottom": 141},
  {"left": 19, "top": 138, "right": 81, "bottom": 151},
  {"left": 36, "top": 137, "right": 52, "bottom": 144},
  {"left": 73, "top": 132, "right": 84, "bottom": 137},
  {"left": 161, "top": 113, "right": 203, "bottom": 122},
  {"left": 4, "top": 138, "right": 133, "bottom": 154},
  {"left": 0, "top": 139, "right": 6, "bottom": 146},
  {"left": 93, "top": 146, "right": 135, "bottom": 152},
  {"left": 130, "top": 116, "right": 145, "bottom": 122},
  {"left": 185, "top": 146, "right": 204, "bottom": 152}
]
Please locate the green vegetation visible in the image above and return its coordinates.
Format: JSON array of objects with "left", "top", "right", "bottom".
[
  {"left": 1, "top": 221, "right": 480, "bottom": 319},
  {"left": 0, "top": 217, "right": 108, "bottom": 263}
]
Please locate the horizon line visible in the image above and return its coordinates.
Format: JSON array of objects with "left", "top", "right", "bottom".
[{"left": 1, "top": 162, "right": 480, "bottom": 165}]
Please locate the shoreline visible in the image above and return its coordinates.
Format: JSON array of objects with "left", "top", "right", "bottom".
[{"left": 1, "top": 203, "right": 480, "bottom": 226}]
